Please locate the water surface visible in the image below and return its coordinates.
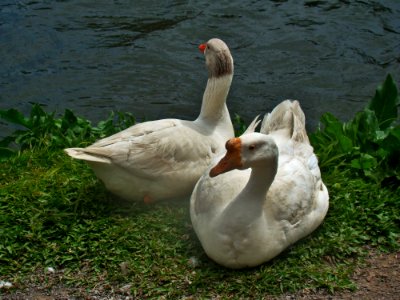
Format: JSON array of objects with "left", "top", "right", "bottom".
[{"left": 1, "top": 0, "right": 399, "bottom": 136}]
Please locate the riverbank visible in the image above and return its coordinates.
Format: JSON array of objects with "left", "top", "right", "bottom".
[{"left": 0, "top": 75, "right": 399, "bottom": 298}]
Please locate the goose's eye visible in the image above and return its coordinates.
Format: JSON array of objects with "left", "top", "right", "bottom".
[{"left": 249, "top": 145, "right": 256, "bottom": 151}]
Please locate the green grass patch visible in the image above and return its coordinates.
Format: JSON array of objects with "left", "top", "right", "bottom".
[{"left": 0, "top": 75, "right": 399, "bottom": 297}]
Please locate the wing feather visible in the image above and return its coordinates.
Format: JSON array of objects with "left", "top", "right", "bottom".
[{"left": 67, "top": 119, "right": 221, "bottom": 180}]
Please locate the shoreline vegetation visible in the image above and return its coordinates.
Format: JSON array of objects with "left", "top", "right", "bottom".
[{"left": 0, "top": 75, "right": 399, "bottom": 298}]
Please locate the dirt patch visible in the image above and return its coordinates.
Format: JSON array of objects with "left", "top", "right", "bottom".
[
  {"left": 279, "top": 249, "right": 400, "bottom": 300},
  {"left": 344, "top": 249, "right": 399, "bottom": 299},
  {"left": 1, "top": 250, "right": 399, "bottom": 299}
]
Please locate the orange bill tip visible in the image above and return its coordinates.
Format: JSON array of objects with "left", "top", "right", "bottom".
[{"left": 209, "top": 138, "right": 242, "bottom": 177}]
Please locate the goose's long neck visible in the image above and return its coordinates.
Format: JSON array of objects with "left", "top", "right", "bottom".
[
  {"left": 221, "top": 160, "right": 278, "bottom": 227},
  {"left": 242, "top": 164, "right": 277, "bottom": 202},
  {"left": 196, "top": 74, "right": 233, "bottom": 124}
]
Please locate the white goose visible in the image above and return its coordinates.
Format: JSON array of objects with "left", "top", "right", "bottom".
[
  {"left": 65, "top": 38, "right": 235, "bottom": 203},
  {"left": 190, "top": 100, "right": 329, "bottom": 268}
]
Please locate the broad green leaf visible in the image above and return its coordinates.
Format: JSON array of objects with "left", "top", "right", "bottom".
[
  {"left": 0, "top": 108, "right": 30, "bottom": 127},
  {"left": 380, "top": 125, "right": 400, "bottom": 153},
  {"left": 376, "top": 148, "right": 389, "bottom": 160},
  {"left": 368, "top": 74, "right": 399, "bottom": 130},
  {"left": 337, "top": 135, "right": 353, "bottom": 153},
  {"left": 375, "top": 130, "right": 388, "bottom": 141},
  {"left": 346, "top": 109, "right": 379, "bottom": 151},
  {"left": 63, "top": 109, "right": 78, "bottom": 125},
  {"left": 319, "top": 112, "right": 345, "bottom": 140},
  {"left": 351, "top": 153, "right": 377, "bottom": 170}
]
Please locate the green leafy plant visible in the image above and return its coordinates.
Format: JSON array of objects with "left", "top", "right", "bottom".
[
  {"left": 310, "top": 74, "right": 400, "bottom": 186},
  {"left": 233, "top": 113, "right": 248, "bottom": 136},
  {"left": 0, "top": 104, "right": 136, "bottom": 160},
  {"left": 0, "top": 104, "right": 251, "bottom": 161}
]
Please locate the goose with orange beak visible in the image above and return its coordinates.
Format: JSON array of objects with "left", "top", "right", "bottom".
[
  {"left": 190, "top": 100, "right": 329, "bottom": 269},
  {"left": 65, "top": 38, "right": 235, "bottom": 203}
]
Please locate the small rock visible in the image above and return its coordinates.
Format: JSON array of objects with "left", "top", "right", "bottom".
[
  {"left": 46, "top": 266, "right": 56, "bottom": 274},
  {"left": 120, "top": 261, "right": 130, "bottom": 275},
  {"left": 188, "top": 256, "right": 200, "bottom": 268},
  {"left": 0, "top": 280, "right": 13, "bottom": 289},
  {"left": 120, "top": 283, "right": 132, "bottom": 294}
]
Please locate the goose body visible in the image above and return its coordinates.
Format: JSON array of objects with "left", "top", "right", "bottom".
[
  {"left": 65, "top": 38, "right": 235, "bottom": 203},
  {"left": 190, "top": 100, "right": 329, "bottom": 268}
]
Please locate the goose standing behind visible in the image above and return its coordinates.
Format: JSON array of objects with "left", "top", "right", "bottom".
[
  {"left": 190, "top": 100, "right": 329, "bottom": 268},
  {"left": 65, "top": 38, "right": 234, "bottom": 203}
]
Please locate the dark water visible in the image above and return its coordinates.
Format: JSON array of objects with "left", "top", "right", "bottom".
[{"left": 1, "top": 0, "right": 399, "bottom": 137}]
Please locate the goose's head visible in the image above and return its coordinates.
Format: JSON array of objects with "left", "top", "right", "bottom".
[
  {"left": 199, "top": 38, "right": 233, "bottom": 78},
  {"left": 210, "top": 132, "right": 278, "bottom": 177}
]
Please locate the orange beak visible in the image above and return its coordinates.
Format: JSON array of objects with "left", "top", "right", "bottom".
[
  {"left": 210, "top": 138, "right": 242, "bottom": 177},
  {"left": 199, "top": 43, "right": 207, "bottom": 53}
]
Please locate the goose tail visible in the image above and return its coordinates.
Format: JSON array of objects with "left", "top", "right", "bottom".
[
  {"left": 261, "top": 100, "right": 309, "bottom": 143},
  {"left": 64, "top": 148, "right": 112, "bottom": 164}
]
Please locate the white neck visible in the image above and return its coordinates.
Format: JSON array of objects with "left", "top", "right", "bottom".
[
  {"left": 220, "top": 160, "right": 278, "bottom": 228},
  {"left": 196, "top": 74, "right": 233, "bottom": 125},
  {"left": 242, "top": 164, "right": 277, "bottom": 201}
]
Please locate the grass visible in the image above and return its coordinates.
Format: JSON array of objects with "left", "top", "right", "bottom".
[
  {"left": 1, "top": 148, "right": 397, "bottom": 297},
  {"left": 0, "top": 75, "right": 399, "bottom": 298}
]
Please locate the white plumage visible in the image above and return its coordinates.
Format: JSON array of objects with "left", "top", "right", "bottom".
[
  {"left": 190, "top": 100, "right": 329, "bottom": 268},
  {"left": 65, "top": 38, "right": 235, "bottom": 203}
]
